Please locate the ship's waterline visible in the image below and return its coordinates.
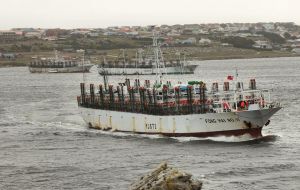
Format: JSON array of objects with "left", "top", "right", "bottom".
[{"left": 79, "top": 106, "right": 280, "bottom": 138}]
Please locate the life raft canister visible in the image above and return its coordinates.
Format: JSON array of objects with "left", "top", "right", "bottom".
[
  {"left": 239, "top": 100, "right": 248, "bottom": 109},
  {"left": 206, "top": 99, "right": 213, "bottom": 104},
  {"left": 168, "top": 101, "right": 175, "bottom": 106},
  {"left": 222, "top": 101, "right": 230, "bottom": 109},
  {"left": 193, "top": 100, "right": 200, "bottom": 105},
  {"left": 260, "top": 98, "right": 265, "bottom": 107},
  {"left": 240, "top": 101, "right": 245, "bottom": 108}
]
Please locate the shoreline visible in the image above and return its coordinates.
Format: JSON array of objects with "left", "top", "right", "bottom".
[
  {"left": 192, "top": 54, "right": 300, "bottom": 61},
  {"left": 1, "top": 54, "right": 299, "bottom": 68}
]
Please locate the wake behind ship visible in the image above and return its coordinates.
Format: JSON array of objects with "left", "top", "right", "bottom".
[
  {"left": 77, "top": 34, "right": 281, "bottom": 139},
  {"left": 28, "top": 50, "right": 94, "bottom": 73}
]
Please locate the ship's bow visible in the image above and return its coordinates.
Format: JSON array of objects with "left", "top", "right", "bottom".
[{"left": 236, "top": 107, "right": 281, "bottom": 127}]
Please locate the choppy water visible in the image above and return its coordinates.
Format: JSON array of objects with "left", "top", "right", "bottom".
[{"left": 0, "top": 57, "right": 299, "bottom": 190}]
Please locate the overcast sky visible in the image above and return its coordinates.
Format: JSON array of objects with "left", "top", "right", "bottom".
[{"left": 0, "top": 0, "right": 299, "bottom": 29}]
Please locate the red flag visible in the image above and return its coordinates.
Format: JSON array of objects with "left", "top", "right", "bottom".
[{"left": 227, "top": 75, "right": 234, "bottom": 80}]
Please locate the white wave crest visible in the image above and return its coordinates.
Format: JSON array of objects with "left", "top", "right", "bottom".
[{"left": 173, "top": 134, "right": 257, "bottom": 142}]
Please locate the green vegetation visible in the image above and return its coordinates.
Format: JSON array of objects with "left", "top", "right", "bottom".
[
  {"left": 59, "top": 35, "right": 153, "bottom": 50},
  {"left": 257, "top": 31, "right": 286, "bottom": 44},
  {"left": 221, "top": 37, "right": 255, "bottom": 49}
]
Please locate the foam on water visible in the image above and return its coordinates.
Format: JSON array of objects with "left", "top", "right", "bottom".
[
  {"left": 172, "top": 133, "right": 256, "bottom": 143},
  {"left": 54, "top": 122, "right": 280, "bottom": 143},
  {"left": 87, "top": 129, "right": 166, "bottom": 140}
]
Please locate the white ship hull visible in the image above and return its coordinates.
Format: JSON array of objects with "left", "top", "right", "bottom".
[
  {"left": 99, "top": 65, "right": 197, "bottom": 75},
  {"left": 28, "top": 64, "right": 94, "bottom": 73},
  {"left": 79, "top": 106, "right": 280, "bottom": 138}
]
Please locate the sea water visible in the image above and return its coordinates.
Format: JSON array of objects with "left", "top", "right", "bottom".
[{"left": 0, "top": 57, "right": 299, "bottom": 189}]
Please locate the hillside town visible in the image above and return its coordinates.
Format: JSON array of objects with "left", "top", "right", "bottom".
[{"left": 1, "top": 22, "right": 300, "bottom": 66}]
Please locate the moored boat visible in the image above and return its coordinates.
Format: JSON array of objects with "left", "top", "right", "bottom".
[
  {"left": 98, "top": 36, "right": 197, "bottom": 75},
  {"left": 98, "top": 64, "right": 197, "bottom": 75},
  {"left": 28, "top": 50, "right": 94, "bottom": 73}
]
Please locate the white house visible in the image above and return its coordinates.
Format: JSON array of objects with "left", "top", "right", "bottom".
[
  {"left": 180, "top": 37, "right": 197, "bottom": 44},
  {"left": 253, "top": 40, "right": 272, "bottom": 50},
  {"left": 199, "top": 38, "right": 212, "bottom": 45},
  {"left": 262, "top": 23, "right": 275, "bottom": 31},
  {"left": 292, "top": 48, "right": 300, "bottom": 54},
  {"left": 24, "top": 31, "right": 43, "bottom": 38},
  {"left": 167, "top": 30, "right": 181, "bottom": 36},
  {"left": 88, "top": 32, "right": 99, "bottom": 37}
]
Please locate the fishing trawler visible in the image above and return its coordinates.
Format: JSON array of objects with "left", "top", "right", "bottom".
[
  {"left": 77, "top": 34, "right": 281, "bottom": 139},
  {"left": 98, "top": 42, "right": 197, "bottom": 75},
  {"left": 28, "top": 50, "right": 94, "bottom": 73}
]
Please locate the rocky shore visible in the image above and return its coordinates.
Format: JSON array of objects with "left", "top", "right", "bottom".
[{"left": 130, "top": 162, "right": 202, "bottom": 190}]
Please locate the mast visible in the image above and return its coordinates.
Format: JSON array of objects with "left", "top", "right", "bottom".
[
  {"left": 183, "top": 53, "right": 186, "bottom": 74},
  {"left": 235, "top": 68, "right": 239, "bottom": 82},
  {"left": 176, "top": 50, "right": 183, "bottom": 74},
  {"left": 157, "top": 41, "right": 167, "bottom": 76},
  {"left": 153, "top": 33, "right": 160, "bottom": 85},
  {"left": 135, "top": 51, "right": 138, "bottom": 69},
  {"left": 101, "top": 56, "right": 109, "bottom": 91},
  {"left": 137, "top": 48, "right": 143, "bottom": 68},
  {"left": 54, "top": 50, "right": 59, "bottom": 60},
  {"left": 82, "top": 50, "right": 86, "bottom": 82},
  {"left": 103, "top": 70, "right": 108, "bottom": 91},
  {"left": 77, "top": 49, "right": 86, "bottom": 83},
  {"left": 152, "top": 31, "right": 166, "bottom": 86},
  {"left": 233, "top": 68, "right": 238, "bottom": 111},
  {"left": 121, "top": 49, "right": 128, "bottom": 81}
]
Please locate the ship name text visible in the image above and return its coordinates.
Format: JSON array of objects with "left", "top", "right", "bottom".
[
  {"left": 146, "top": 123, "right": 157, "bottom": 130},
  {"left": 205, "top": 118, "right": 240, "bottom": 124}
]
